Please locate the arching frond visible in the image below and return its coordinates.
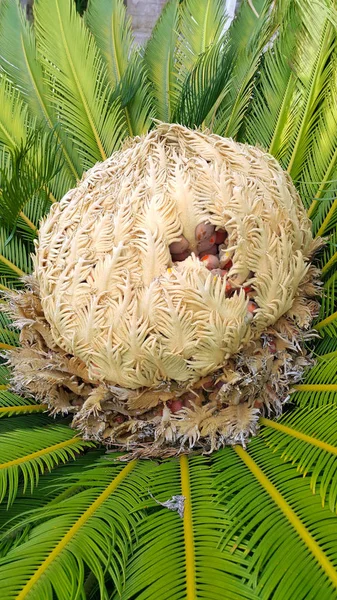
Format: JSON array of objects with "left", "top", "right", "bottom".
[
  {"left": 212, "top": 0, "right": 275, "bottom": 138},
  {"left": 145, "top": 0, "right": 179, "bottom": 122},
  {"left": 118, "top": 455, "right": 257, "bottom": 600},
  {"left": 34, "top": 0, "right": 127, "bottom": 168},
  {"left": 292, "top": 356, "right": 337, "bottom": 408},
  {"left": 214, "top": 443, "right": 337, "bottom": 600},
  {"left": 0, "top": 458, "right": 144, "bottom": 600},
  {"left": 0, "top": 451, "right": 104, "bottom": 558},
  {"left": 0, "top": 77, "right": 28, "bottom": 150},
  {"left": 0, "top": 226, "right": 32, "bottom": 288},
  {"left": 0, "top": 415, "right": 93, "bottom": 506},
  {"left": 85, "top": 0, "right": 153, "bottom": 136},
  {"left": 173, "top": 36, "right": 232, "bottom": 128},
  {"left": 260, "top": 406, "right": 337, "bottom": 512},
  {"left": 175, "top": 0, "right": 227, "bottom": 89},
  {"left": 0, "top": 129, "right": 63, "bottom": 229},
  {"left": 0, "top": 0, "right": 82, "bottom": 188},
  {"left": 0, "top": 394, "right": 46, "bottom": 418},
  {"left": 245, "top": 0, "right": 337, "bottom": 215},
  {"left": 0, "top": 310, "right": 19, "bottom": 347}
]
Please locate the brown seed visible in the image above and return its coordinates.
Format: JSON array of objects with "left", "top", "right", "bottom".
[
  {"left": 197, "top": 236, "right": 217, "bottom": 252},
  {"left": 169, "top": 236, "right": 189, "bottom": 254},
  {"left": 199, "top": 244, "right": 218, "bottom": 257},
  {"left": 211, "top": 268, "right": 223, "bottom": 277},
  {"left": 195, "top": 222, "right": 215, "bottom": 241},
  {"left": 171, "top": 250, "right": 190, "bottom": 262},
  {"left": 114, "top": 415, "right": 125, "bottom": 424},
  {"left": 225, "top": 279, "right": 232, "bottom": 294},
  {"left": 268, "top": 339, "right": 277, "bottom": 354},
  {"left": 215, "top": 230, "right": 227, "bottom": 244},
  {"left": 247, "top": 301, "right": 257, "bottom": 313},
  {"left": 167, "top": 399, "right": 183, "bottom": 413},
  {"left": 201, "top": 255, "right": 220, "bottom": 269},
  {"left": 220, "top": 256, "right": 233, "bottom": 268}
]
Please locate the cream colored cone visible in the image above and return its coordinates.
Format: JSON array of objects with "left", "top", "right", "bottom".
[{"left": 2, "top": 124, "right": 322, "bottom": 457}]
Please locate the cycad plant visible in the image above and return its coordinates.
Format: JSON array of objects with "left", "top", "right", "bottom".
[{"left": 0, "top": 0, "right": 337, "bottom": 598}]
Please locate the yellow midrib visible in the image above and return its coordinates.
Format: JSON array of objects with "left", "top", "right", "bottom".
[
  {"left": 0, "top": 110, "right": 19, "bottom": 148},
  {"left": 287, "top": 22, "right": 330, "bottom": 176},
  {"left": 0, "top": 254, "right": 25, "bottom": 277},
  {"left": 260, "top": 417, "right": 337, "bottom": 456},
  {"left": 16, "top": 460, "right": 136, "bottom": 600},
  {"left": 322, "top": 250, "right": 337, "bottom": 275},
  {"left": 0, "top": 404, "right": 47, "bottom": 414},
  {"left": 0, "top": 342, "right": 17, "bottom": 350},
  {"left": 55, "top": 0, "right": 107, "bottom": 162},
  {"left": 180, "top": 455, "right": 196, "bottom": 600},
  {"left": 0, "top": 436, "right": 81, "bottom": 470},
  {"left": 316, "top": 198, "right": 337, "bottom": 238},
  {"left": 21, "top": 33, "right": 80, "bottom": 182},
  {"left": 235, "top": 445, "right": 337, "bottom": 588},
  {"left": 110, "top": 10, "right": 133, "bottom": 136},
  {"left": 19, "top": 211, "right": 37, "bottom": 232},
  {"left": 0, "top": 283, "right": 10, "bottom": 292},
  {"left": 294, "top": 383, "right": 337, "bottom": 392},
  {"left": 315, "top": 311, "right": 337, "bottom": 331}
]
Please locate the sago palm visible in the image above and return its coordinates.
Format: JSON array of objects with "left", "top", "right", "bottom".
[{"left": 0, "top": 0, "right": 336, "bottom": 598}]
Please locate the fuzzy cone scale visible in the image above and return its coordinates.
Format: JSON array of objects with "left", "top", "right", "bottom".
[{"left": 4, "top": 124, "right": 322, "bottom": 457}]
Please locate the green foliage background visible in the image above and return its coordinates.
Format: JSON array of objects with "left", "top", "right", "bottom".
[{"left": 0, "top": 0, "right": 337, "bottom": 598}]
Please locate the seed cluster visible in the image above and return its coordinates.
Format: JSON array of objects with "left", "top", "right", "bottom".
[{"left": 169, "top": 223, "right": 257, "bottom": 321}]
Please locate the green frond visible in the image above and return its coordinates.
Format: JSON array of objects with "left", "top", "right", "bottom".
[
  {"left": 214, "top": 442, "right": 337, "bottom": 599},
  {"left": 321, "top": 231, "right": 337, "bottom": 275},
  {"left": 119, "top": 455, "right": 257, "bottom": 600},
  {"left": 0, "top": 0, "right": 82, "bottom": 187},
  {"left": 285, "top": 7, "right": 336, "bottom": 180},
  {"left": 173, "top": 37, "right": 232, "bottom": 128},
  {"left": 314, "top": 267, "right": 337, "bottom": 344},
  {"left": 212, "top": 0, "right": 274, "bottom": 138},
  {"left": 34, "top": 0, "right": 127, "bottom": 169},
  {"left": 0, "top": 395, "right": 46, "bottom": 419},
  {"left": 244, "top": 0, "right": 337, "bottom": 213},
  {"left": 175, "top": 0, "right": 230, "bottom": 132},
  {"left": 175, "top": 0, "right": 227, "bottom": 87},
  {"left": 86, "top": 0, "right": 153, "bottom": 136},
  {"left": 0, "top": 226, "right": 32, "bottom": 288},
  {"left": 145, "top": 0, "right": 179, "bottom": 122},
  {"left": 244, "top": 5, "right": 298, "bottom": 152},
  {"left": 0, "top": 77, "right": 28, "bottom": 150},
  {"left": 0, "top": 458, "right": 144, "bottom": 600},
  {"left": 260, "top": 406, "right": 337, "bottom": 512},
  {"left": 0, "top": 416, "right": 93, "bottom": 506},
  {"left": 117, "top": 52, "right": 155, "bottom": 136},
  {"left": 0, "top": 451, "right": 104, "bottom": 557},
  {"left": 291, "top": 356, "right": 337, "bottom": 408},
  {"left": 85, "top": 0, "right": 133, "bottom": 91},
  {"left": 0, "top": 129, "right": 63, "bottom": 229},
  {"left": 314, "top": 234, "right": 337, "bottom": 354},
  {"left": 0, "top": 311, "right": 19, "bottom": 347},
  {"left": 0, "top": 365, "right": 10, "bottom": 387},
  {"left": 315, "top": 335, "right": 337, "bottom": 356}
]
